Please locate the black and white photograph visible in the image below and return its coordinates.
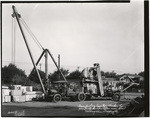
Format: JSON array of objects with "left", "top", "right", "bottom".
[{"left": 1, "top": 0, "right": 147, "bottom": 117}]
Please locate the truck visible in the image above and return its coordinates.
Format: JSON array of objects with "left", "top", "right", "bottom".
[{"left": 46, "top": 81, "right": 86, "bottom": 102}]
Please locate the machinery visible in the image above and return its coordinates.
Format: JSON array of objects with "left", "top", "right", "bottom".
[
  {"left": 12, "top": 5, "right": 86, "bottom": 103},
  {"left": 81, "top": 63, "right": 139, "bottom": 101},
  {"left": 81, "top": 63, "right": 120, "bottom": 101},
  {"left": 12, "top": 6, "right": 139, "bottom": 103},
  {"left": 47, "top": 81, "right": 86, "bottom": 102}
]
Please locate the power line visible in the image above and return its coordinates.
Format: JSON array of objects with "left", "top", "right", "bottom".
[{"left": 11, "top": 17, "right": 13, "bottom": 64}]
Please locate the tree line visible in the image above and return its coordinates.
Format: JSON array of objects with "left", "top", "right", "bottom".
[{"left": 2, "top": 63, "right": 144, "bottom": 87}]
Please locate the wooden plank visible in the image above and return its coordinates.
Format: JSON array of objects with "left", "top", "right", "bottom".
[{"left": 96, "top": 65, "right": 104, "bottom": 96}]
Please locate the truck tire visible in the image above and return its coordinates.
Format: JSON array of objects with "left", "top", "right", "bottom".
[
  {"left": 53, "top": 94, "right": 62, "bottom": 103},
  {"left": 76, "top": 93, "right": 86, "bottom": 101},
  {"left": 112, "top": 93, "right": 120, "bottom": 101}
]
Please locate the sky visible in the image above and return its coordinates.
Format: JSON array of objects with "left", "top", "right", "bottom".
[{"left": 2, "top": 1, "right": 144, "bottom": 75}]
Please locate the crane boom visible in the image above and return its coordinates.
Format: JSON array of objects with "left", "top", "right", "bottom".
[{"left": 12, "top": 5, "right": 46, "bottom": 94}]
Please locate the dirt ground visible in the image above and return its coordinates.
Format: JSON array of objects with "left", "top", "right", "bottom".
[
  {"left": 2, "top": 100, "right": 125, "bottom": 116},
  {"left": 2, "top": 92, "right": 144, "bottom": 117}
]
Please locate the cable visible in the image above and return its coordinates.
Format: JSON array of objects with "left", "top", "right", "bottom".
[
  {"left": 20, "top": 18, "right": 43, "bottom": 51},
  {"left": 20, "top": 18, "right": 44, "bottom": 51},
  {"left": 14, "top": 17, "right": 16, "bottom": 65},
  {"left": 11, "top": 17, "right": 14, "bottom": 64}
]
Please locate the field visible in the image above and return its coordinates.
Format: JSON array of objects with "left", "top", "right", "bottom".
[{"left": 2, "top": 92, "right": 144, "bottom": 117}]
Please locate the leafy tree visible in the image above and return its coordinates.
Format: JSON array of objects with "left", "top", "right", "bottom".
[
  {"left": 139, "top": 80, "right": 144, "bottom": 90},
  {"left": 66, "top": 70, "right": 82, "bottom": 90},
  {"left": 12, "top": 75, "right": 27, "bottom": 85},
  {"left": 48, "top": 68, "right": 69, "bottom": 82},
  {"left": 101, "top": 71, "right": 105, "bottom": 76},
  {"left": 103, "top": 71, "right": 117, "bottom": 78},
  {"left": 67, "top": 70, "right": 82, "bottom": 80},
  {"left": 138, "top": 71, "right": 144, "bottom": 90},
  {"left": 138, "top": 71, "right": 144, "bottom": 78},
  {"left": 2, "top": 63, "right": 27, "bottom": 85},
  {"left": 28, "top": 69, "right": 46, "bottom": 84}
]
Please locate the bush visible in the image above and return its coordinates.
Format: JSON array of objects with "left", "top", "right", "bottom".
[{"left": 2, "top": 63, "right": 27, "bottom": 85}]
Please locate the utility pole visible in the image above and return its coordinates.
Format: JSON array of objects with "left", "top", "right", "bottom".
[
  {"left": 39, "top": 63, "right": 42, "bottom": 70},
  {"left": 47, "top": 50, "right": 66, "bottom": 81},
  {"left": 58, "top": 54, "right": 60, "bottom": 80},
  {"left": 58, "top": 54, "right": 60, "bottom": 69},
  {"left": 45, "top": 50, "right": 49, "bottom": 91}
]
